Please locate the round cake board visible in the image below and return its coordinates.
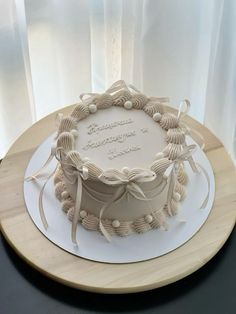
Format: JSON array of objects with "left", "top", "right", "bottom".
[
  {"left": 24, "top": 134, "right": 215, "bottom": 263},
  {"left": 0, "top": 105, "right": 235, "bottom": 293}
]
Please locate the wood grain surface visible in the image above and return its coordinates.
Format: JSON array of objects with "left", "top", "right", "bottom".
[{"left": 0, "top": 105, "right": 235, "bottom": 294}]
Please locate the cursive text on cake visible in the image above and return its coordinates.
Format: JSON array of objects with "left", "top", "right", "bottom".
[
  {"left": 82, "top": 131, "right": 136, "bottom": 150},
  {"left": 107, "top": 145, "right": 141, "bottom": 160},
  {"left": 87, "top": 119, "right": 134, "bottom": 135}
]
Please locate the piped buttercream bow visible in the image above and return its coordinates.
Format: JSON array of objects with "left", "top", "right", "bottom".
[
  {"left": 80, "top": 80, "right": 169, "bottom": 106},
  {"left": 80, "top": 80, "right": 129, "bottom": 104},
  {"left": 97, "top": 169, "right": 157, "bottom": 241},
  {"left": 54, "top": 152, "right": 89, "bottom": 244}
]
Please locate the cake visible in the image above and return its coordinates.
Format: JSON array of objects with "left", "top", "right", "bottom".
[{"left": 27, "top": 80, "right": 208, "bottom": 243}]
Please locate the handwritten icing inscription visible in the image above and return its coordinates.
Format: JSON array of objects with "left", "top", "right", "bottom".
[
  {"left": 82, "top": 131, "right": 136, "bottom": 151},
  {"left": 87, "top": 118, "right": 134, "bottom": 135},
  {"left": 107, "top": 146, "right": 141, "bottom": 160},
  {"left": 82, "top": 119, "right": 149, "bottom": 160}
]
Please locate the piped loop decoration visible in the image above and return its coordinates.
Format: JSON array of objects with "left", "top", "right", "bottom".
[
  {"left": 26, "top": 111, "right": 71, "bottom": 181},
  {"left": 176, "top": 99, "right": 205, "bottom": 149},
  {"left": 105, "top": 80, "right": 129, "bottom": 94},
  {"left": 149, "top": 96, "right": 169, "bottom": 104},
  {"left": 181, "top": 123, "right": 205, "bottom": 150},
  {"left": 177, "top": 99, "right": 190, "bottom": 121},
  {"left": 128, "top": 83, "right": 141, "bottom": 94},
  {"left": 25, "top": 143, "right": 64, "bottom": 230},
  {"left": 99, "top": 168, "right": 156, "bottom": 186},
  {"left": 25, "top": 143, "right": 57, "bottom": 181}
]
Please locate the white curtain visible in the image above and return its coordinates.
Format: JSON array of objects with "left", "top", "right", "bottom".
[{"left": 0, "top": 0, "right": 236, "bottom": 164}]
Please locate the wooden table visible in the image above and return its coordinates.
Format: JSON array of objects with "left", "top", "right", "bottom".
[{"left": 0, "top": 105, "right": 235, "bottom": 294}]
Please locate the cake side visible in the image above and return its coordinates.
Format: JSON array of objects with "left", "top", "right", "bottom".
[{"left": 54, "top": 163, "right": 187, "bottom": 236}]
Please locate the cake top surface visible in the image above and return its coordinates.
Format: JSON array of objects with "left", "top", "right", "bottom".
[
  {"left": 75, "top": 106, "right": 166, "bottom": 170},
  {"left": 54, "top": 80, "right": 189, "bottom": 182}
]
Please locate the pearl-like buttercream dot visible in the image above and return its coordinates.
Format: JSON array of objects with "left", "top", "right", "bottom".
[
  {"left": 174, "top": 192, "right": 181, "bottom": 201},
  {"left": 124, "top": 100, "right": 133, "bottom": 110},
  {"left": 71, "top": 129, "right": 79, "bottom": 137},
  {"left": 61, "top": 191, "right": 70, "bottom": 199},
  {"left": 112, "top": 220, "right": 120, "bottom": 228},
  {"left": 145, "top": 214, "right": 153, "bottom": 223},
  {"left": 79, "top": 210, "right": 87, "bottom": 219},
  {"left": 153, "top": 112, "right": 162, "bottom": 122},
  {"left": 88, "top": 104, "right": 97, "bottom": 113},
  {"left": 155, "top": 152, "right": 164, "bottom": 159},
  {"left": 82, "top": 157, "right": 90, "bottom": 163},
  {"left": 122, "top": 166, "right": 130, "bottom": 174}
]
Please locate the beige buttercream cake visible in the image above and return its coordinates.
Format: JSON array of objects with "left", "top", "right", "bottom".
[{"left": 52, "top": 80, "right": 192, "bottom": 241}]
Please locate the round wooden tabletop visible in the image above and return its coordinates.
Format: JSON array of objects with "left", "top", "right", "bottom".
[{"left": 0, "top": 106, "right": 235, "bottom": 294}]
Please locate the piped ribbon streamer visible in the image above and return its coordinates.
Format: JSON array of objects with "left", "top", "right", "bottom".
[
  {"left": 177, "top": 99, "right": 205, "bottom": 150},
  {"left": 38, "top": 167, "right": 58, "bottom": 229},
  {"left": 25, "top": 111, "right": 64, "bottom": 181},
  {"left": 196, "top": 163, "right": 210, "bottom": 209},
  {"left": 166, "top": 144, "right": 210, "bottom": 216},
  {"left": 71, "top": 165, "right": 88, "bottom": 244},
  {"left": 26, "top": 145, "right": 61, "bottom": 230},
  {"left": 25, "top": 144, "right": 57, "bottom": 181}
]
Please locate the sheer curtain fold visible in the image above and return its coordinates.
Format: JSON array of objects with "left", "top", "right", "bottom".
[
  {"left": 25, "top": 0, "right": 92, "bottom": 119},
  {"left": 204, "top": 0, "right": 236, "bottom": 159},
  {"left": 0, "top": 0, "right": 235, "bottom": 163},
  {"left": 0, "top": 0, "right": 33, "bottom": 156}
]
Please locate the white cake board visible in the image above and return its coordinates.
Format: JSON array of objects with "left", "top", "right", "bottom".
[{"left": 24, "top": 134, "right": 215, "bottom": 264}]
